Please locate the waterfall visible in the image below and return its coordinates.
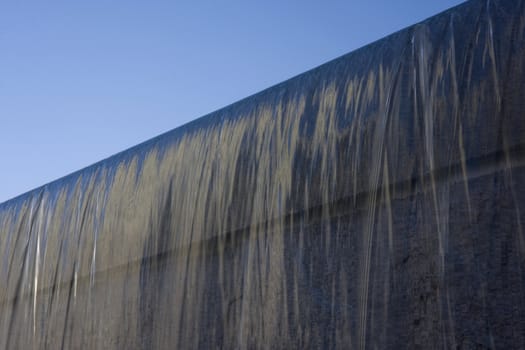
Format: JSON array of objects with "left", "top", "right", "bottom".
[{"left": 1, "top": 0, "right": 524, "bottom": 348}]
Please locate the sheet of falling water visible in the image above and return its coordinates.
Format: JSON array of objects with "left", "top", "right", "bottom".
[{"left": 0, "top": 0, "right": 524, "bottom": 348}]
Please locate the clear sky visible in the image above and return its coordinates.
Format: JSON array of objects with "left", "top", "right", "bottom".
[{"left": 0, "top": 0, "right": 465, "bottom": 204}]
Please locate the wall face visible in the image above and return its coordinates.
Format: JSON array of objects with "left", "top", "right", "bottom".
[{"left": 1, "top": 0, "right": 525, "bottom": 348}]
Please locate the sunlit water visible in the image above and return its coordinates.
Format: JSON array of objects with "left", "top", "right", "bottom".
[{"left": 1, "top": 0, "right": 524, "bottom": 348}]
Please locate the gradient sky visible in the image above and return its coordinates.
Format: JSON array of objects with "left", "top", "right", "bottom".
[{"left": 0, "top": 0, "right": 465, "bottom": 203}]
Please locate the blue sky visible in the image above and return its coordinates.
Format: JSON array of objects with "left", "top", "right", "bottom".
[{"left": 0, "top": 0, "right": 465, "bottom": 203}]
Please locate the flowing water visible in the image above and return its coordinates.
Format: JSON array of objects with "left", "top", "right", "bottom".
[{"left": 1, "top": 0, "right": 525, "bottom": 348}]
